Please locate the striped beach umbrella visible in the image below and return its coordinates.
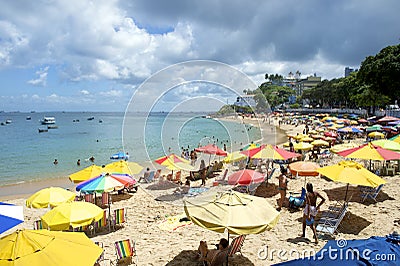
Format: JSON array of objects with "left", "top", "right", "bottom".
[
  {"left": 242, "top": 144, "right": 301, "bottom": 160},
  {"left": 0, "top": 202, "right": 24, "bottom": 234},
  {"left": 76, "top": 173, "right": 136, "bottom": 193}
]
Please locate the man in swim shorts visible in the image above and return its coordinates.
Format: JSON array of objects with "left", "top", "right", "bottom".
[{"left": 301, "top": 182, "right": 325, "bottom": 244}]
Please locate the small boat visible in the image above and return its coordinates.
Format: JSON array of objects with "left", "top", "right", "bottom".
[
  {"left": 5, "top": 119, "right": 12, "bottom": 124},
  {"left": 40, "top": 116, "right": 56, "bottom": 125},
  {"left": 26, "top": 116, "right": 31, "bottom": 120},
  {"left": 99, "top": 119, "right": 103, "bottom": 123},
  {"left": 38, "top": 128, "right": 48, "bottom": 133},
  {"left": 47, "top": 125, "right": 58, "bottom": 129},
  {"left": 87, "top": 116, "right": 95, "bottom": 121},
  {"left": 72, "top": 119, "right": 80, "bottom": 122}
]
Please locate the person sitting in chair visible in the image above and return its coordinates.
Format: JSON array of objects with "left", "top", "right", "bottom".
[
  {"left": 198, "top": 238, "right": 229, "bottom": 266},
  {"left": 138, "top": 167, "right": 151, "bottom": 183},
  {"left": 173, "top": 180, "right": 191, "bottom": 194}
]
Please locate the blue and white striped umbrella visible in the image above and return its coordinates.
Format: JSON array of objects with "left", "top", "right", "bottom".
[{"left": 0, "top": 202, "right": 24, "bottom": 234}]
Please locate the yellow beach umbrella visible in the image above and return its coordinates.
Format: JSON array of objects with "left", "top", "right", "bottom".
[
  {"left": 317, "top": 160, "right": 386, "bottom": 200},
  {"left": 300, "top": 136, "right": 314, "bottom": 142},
  {"left": 26, "top": 187, "right": 76, "bottom": 209},
  {"left": 293, "top": 142, "right": 313, "bottom": 151},
  {"left": 184, "top": 190, "right": 280, "bottom": 235},
  {"left": 311, "top": 139, "right": 329, "bottom": 147},
  {"left": 69, "top": 164, "right": 103, "bottom": 183},
  {"left": 223, "top": 151, "right": 247, "bottom": 163},
  {"left": 41, "top": 202, "right": 103, "bottom": 231},
  {"left": 0, "top": 229, "right": 103, "bottom": 266},
  {"left": 103, "top": 160, "right": 143, "bottom": 175},
  {"left": 368, "top": 131, "right": 385, "bottom": 139},
  {"left": 330, "top": 143, "right": 359, "bottom": 153}
]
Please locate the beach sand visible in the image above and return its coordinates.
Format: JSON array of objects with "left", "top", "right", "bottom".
[{"left": 1, "top": 117, "right": 400, "bottom": 265}]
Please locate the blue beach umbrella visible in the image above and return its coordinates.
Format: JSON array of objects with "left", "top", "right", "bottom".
[
  {"left": 338, "top": 126, "right": 362, "bottom": 134},
  {"left": 0, "top": 202, "right": 24, "bottom": 234},
  {"left": 273, "top": 235, "right": 400, "bottom": 265}
]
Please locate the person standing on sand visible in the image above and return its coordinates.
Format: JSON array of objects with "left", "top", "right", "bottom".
[
  {"left": 301, "top": 183, "right": 325, "bottom": 244},
  {"left": 277, "top": 166, "right": 288, "bottom": 211}
]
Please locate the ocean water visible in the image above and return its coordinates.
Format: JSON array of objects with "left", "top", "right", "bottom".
[{"left": 0, "top": 112, "right": 261, "bottom": 186}]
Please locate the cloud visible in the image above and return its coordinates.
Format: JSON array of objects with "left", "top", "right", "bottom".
[
  {"left": 99, "top": 89, "right": 123, "bottom": 97},
  {"left": 27, "top": 66, "right": 49, "bottom": 86},
  {"left": 80, "top": 90, "right": 90, "bottom": 95}
]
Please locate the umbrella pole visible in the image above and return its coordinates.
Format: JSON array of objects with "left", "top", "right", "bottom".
[
  {"left": 344, "top": 183, "right": 349, "bottom": 201},
  {"left": 226, "top": 231, "right": 230, "bottom": 266}
]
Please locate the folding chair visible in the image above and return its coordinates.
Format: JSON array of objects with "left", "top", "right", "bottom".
[
  {"left": 113, "top": 239, "right": 138, "bottom": 265},
  {"left": 95, "top": 241, "right": 105, "bottom": 265},
  {"left": 94, "top": 209, "right": 109, "bottom": 233},
  {"left": 360, "top": 184, "right": 384, "bottom": 202},
  {"left": 172, "top": 171, "right": 181, "bottom": 183},
  {"left": 215, "top": 169, "right": 228, "bottom": 185},
  {"left": 33, "top": 220, "right": 44, "bottom": 230},
  {"left": 228, "top": 235, "right": 246, "bottom": 257},
  {"left": 316, "top": 202, "right": 348, "bottom": 236},
  {"left": 288, "top": 187, "right": 306, "bottom": 209},
  {"left": 111, "top": 208, "right": 127, "bottom": 230},
  {"left": 145, "top": 171, "right": 155, "bottom": 183},
  {"left": 154, "top": 169, "right": 162, "bottom": 180},
  {"left": 84, "top": 193, "right": 94, "bottom": 204},
  {"left": 100, "top": 192, "right": 110, "bottom": 208}
]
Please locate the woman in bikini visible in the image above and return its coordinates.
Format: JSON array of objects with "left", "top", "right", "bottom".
[
  {"left": 277, "top": 166, "right": 288, "bottom": 211},
  {"left": 301, "top": 182, "right": 325, "bottom": 243}
]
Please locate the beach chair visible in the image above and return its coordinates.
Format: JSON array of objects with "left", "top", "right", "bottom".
[
  {"left": 154, "top": 169, "right": 162, "bottom": 180},
  {"left": 172, "top": 171, "right": 181, "bottom": 183},
  {"left": 111, "top": 208, "right": 127, "bottom": 230},
  {"left": 100, "top": 192, "right": 110, "bottom": 208},
  {"left": 215, "top": 169, "right": 228, "bottom": 185},
  {"left": 288, "top": 187, "right": 306, "bottom": 209},
  {"left": 33, "top": 220, "right": 44, "bottom": 230},
  {"left": 94, "top": 209, "right": 109, "bottom": 233},
  {"left": 144, "top": 171, "right": 155, "bottom": 183},
  {"left": 263, "top": 168, "right": 276, "bottom": 185},
  {"left": 95, "top": 241, "right": 105, "bottom": 265},
  {"left": 316, "top": 201, "right": 348, "bottom": 236},
  {"left": 84, "top": 193, "right": 94, "bottom": 204},
  {"left": 360, "top": 184, "right": 384, "bottom": 202},
  {"left": 228, "top": 235, "right": 246, "bottom": 257},
  {"left": 113, "top": 239, "right": 138, "bottom": 265}
]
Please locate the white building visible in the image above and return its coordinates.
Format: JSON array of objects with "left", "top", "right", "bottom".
[{"left": 234, "top": 95, "right": 256, "bottom": 107}]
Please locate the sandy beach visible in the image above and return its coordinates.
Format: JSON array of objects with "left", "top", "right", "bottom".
[{"left": 1, "top": 116, "right": 400, "bottom": 265}]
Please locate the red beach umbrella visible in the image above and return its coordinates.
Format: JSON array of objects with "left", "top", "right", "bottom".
[
  {"left": 227, "top": 169, "right": 265, "bottom": 185},
  {"left": 195, "top": 144, "right": 228, "bottom": 156}
]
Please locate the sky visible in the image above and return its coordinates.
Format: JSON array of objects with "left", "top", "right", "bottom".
[{"left": 0, "top": 0, "right": 399, "bottom": 112}]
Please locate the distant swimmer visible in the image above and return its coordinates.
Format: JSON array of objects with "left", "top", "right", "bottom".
[
  {"left": 53, "top": 159, "right": 58, "bottom": 165},
  {"left": 77, "top": 159, "right": 81, "bottom": 166},
  {"left": 89, "top": 156, "right": 95, "bottom": 163}
]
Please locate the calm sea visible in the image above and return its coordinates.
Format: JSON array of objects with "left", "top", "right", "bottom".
[{"left": 0, "top": 112, "right": 261, "bottom": 186}]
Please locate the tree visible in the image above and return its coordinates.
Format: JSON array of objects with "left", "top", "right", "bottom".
[{"left": 357, "top": 44, "right": 400, "bottom": 102}]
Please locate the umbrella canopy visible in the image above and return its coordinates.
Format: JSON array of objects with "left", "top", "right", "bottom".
[
  {"left": 273, "top": 235, "right": 400, "bottom": 266},
  {"left": 292, "top": 142, "right": 313, "bottom": 151},
  {"left": 366, "top": 125, "right": 382, "bottom": 132},
  {"left": 337, "top": 126, "right": 362, "bottom": 133},
  {"left": 242, "top": 144, "right": 301, "bottom": 160},
  {"left": 310, "top": 139, "right": 329, "bottom": 147},
  {"left": 368, "top": 131, "right": 385, "bottom": 139},
  {"left": 227, "top": 169, "right": 265, "bottom": 185},
  {"left": 317, "top": 161, "right": 386, "bottom": 188},
  {"left": 223, "top": 151, "right": 247, "bottom": 163},
  {"left": 241, "top": 143, "right": 261, "bottom": 150},
  {"left": 184, "top": 190, "right": 280, "bottom": 235},
  {"left": 324, "top": 132, "right": 338, "bottom": 138},
  {"left": 69, "top": 165, "right": 104, "bottom": 183},
  {"left": 288, "top": 162, "right": 320, "bottom": 177},
  {"left": 41, "top": 202, "right": 103, "bottom": 231},
  {"left": 0, "top": 203, "right": 24, "bottom": 234},
  {"left": 155, "top": 153, "right": 190, "bottom": 170},
  {"left": 330, "top": 143, "right": 359, "bottom": 153},
  {"left": 371, "top": 139, "right": 400, "bottom": 151},
  {"left": 377, "top": 115, "right": 400, "bottom": 123},
  {"left": 26, "top": 187, "right": 76, "bottom": 209},
  {"left": 337, "top": 142, "right": 400, "bottom": 161},
  {"left": 103, "top": 160, "right": 143, "bottom": 175},
  {"left": 166, "top": 161, "right": 196, "bottom": 171},
  {"left": 75, "top": 173, "right": 136, "bottom": 194},
  {"left": 0, "top": 229, "right": 103, "bottom": 266},
  {"left": 195, "top": 144, "right": 228, "bottom": 156},
  {"left": 390, "top": 133, "right": 400, "bottom": 143}
]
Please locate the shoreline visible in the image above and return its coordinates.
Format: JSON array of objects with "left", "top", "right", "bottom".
[{"left": 0, "top": 115, "right": 289, "bottom": 200}]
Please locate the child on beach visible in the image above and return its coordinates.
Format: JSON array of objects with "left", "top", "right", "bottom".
[{"left": 301, "top": 182, "right": 325, "bottom": 244}]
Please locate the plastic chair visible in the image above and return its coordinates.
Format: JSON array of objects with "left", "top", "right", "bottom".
[{"left": 113, "top": 239, "right": 137, "bottom": 265}]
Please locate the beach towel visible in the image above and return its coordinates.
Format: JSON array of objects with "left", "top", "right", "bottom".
[
  {"left": 187, "top": 187, "right": 209, "bottom": 197},
  {"left": 157, "top": 213, "right": 192, "bottom": 231}
]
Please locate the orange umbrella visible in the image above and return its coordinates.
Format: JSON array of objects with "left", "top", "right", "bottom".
[{"left": 288, "top": 161, "right": 320, "bottom": 177}]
